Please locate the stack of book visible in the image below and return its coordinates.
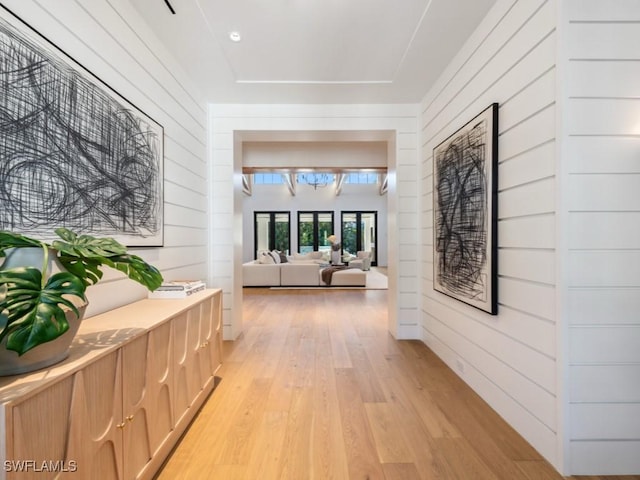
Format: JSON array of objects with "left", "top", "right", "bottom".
[{"left": 148, "top": 280, "right": 206, "bottom": 299}]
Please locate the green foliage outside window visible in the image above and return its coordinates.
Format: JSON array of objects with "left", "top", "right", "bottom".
[
  {"left": 275, "top": 222, "right": 290, "bottom": 253},
  {"left": 299, "top": 221, "right": 314, "bottom": 253},
  {"left": 342, "top": 221, "right": 357, "bottom": 255}
]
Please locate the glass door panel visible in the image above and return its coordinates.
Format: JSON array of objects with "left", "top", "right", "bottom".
[
  {"left": 341, "top": 213, "right": 357, "bottom": 257},
  {"left": 361, "top": 212, "right": 376, "bottom": 262},
  {"left": 317, "top": 212, "right": 333, "bottom": 256},
  {"left": 298, "top": 212, "right": 315, "bottom": 254},
  {"left": 255, "top": 213, "right": 271, "bottom": 257},
  {"left": 274, "top": 213, "right": 290, "bottom": 253}
]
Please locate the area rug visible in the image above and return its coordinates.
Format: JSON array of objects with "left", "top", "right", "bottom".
[{"left": 270, "top": 267, "right": 388, "bottom": 290}]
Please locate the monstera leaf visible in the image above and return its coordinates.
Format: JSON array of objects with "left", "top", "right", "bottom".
[
  {"left": 105, "top": 254, "right": 163, "bottom": 291},
  {"left": 52, "top": 228, "right": 162, "bottom": 291},
  {"left": 0, "top": 267, "right": 86, "bottom": 355},
  {"left": 0, "top": 231, "right": 44, "bottom": 257},
  {"left": 52, "top": 227, "right": 127, "bottom": 258},
  {"left": 53, "top": 227, "right": 127, "bottom": 287},
  {"left": 56, "top": 255, "right": 104, "bottom": 286}
]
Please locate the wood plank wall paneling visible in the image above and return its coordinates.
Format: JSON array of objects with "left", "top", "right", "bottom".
[
  {"left": 564, "top": 0, "right": 640, "bottom": 474},
  {"left": 3, "top": 0, "right": 209, "bottom": 318},
  {"left": 419, "top": 0, "right": 561, "bottom": 469}
]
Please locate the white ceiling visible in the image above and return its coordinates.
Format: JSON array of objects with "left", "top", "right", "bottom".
[{"left": 129, "top": 0, "right": 496, "bottom": 104}]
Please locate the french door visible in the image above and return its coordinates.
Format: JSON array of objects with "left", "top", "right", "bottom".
[
  {"left": 254, "top": 211, "right": 290, "bottom": 258},
  {"left": 341, "top": 211, "right": 377, "bottom": 266},
  {"left": 297, "top": 211, "right": 334, "bottom": 254}
]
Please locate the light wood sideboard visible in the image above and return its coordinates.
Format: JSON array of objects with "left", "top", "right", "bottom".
[{"left": 0, "top": 289, "right": 222, "bottom": 480}]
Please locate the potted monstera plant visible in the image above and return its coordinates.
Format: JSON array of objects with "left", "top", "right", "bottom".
[{"left": 0, "top": 228, "right": 163, "bottom": 375}]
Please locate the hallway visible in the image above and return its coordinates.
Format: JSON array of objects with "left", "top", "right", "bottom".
[{"left": 156, "top": 289, "right": 628, "bottom": 479}]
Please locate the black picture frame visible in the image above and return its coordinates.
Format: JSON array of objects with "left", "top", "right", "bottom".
[
  {"left": 0, "top": 6, "right": 164, "bottom": 247},
  {"left": 433, "top": 103, "right": 498, "bottom": 315}
]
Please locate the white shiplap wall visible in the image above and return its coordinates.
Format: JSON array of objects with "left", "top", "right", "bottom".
[
  {"left": 420, "top": 0, "right": 562, "bottom": 470},
  {"left": 209, "top": 104, "right": 419, "bottom": 340},
  {"left": 2, "top": 0, "right": 209, "bottom": 317},
  {"left": 563, "top": 0, "right": 640, "bottom": 475}
]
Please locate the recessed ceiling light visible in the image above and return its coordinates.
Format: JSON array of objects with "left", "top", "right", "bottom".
[{"left": 229, "top": 31, "right": 241, "bottom": 42}]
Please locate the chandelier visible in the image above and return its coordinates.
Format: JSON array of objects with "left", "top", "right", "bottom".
[{"left": 297, "top": 173, "right": 333, "bottom": 190}]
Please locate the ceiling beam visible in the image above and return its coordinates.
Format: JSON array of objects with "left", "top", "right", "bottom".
[
  {"left": 380, "top": 174, "right": 388, "bottom": 196},
  {"left": 283, "top": 174, "right": 296, "bottom": 196},
  {"left": 335, "top": 173, "right": 346, "bottom": 197},
  {"left": 242, "top": 174, "right": 251, "bottom": 196}
]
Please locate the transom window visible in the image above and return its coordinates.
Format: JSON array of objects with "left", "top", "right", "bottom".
[
  {"left": 344, "top": 173, "right": 378, "bottom": 184},
  {"left": 253, "top": 173, "right": 284, "bottom": 184}
]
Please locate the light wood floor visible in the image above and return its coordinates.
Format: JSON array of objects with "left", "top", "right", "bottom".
[{"left": 156, "top": 289, "right": 639, "bottom": 480}]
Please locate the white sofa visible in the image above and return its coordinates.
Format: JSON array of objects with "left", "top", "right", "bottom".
[
  {"left": 280, "top": 263, "right": 321, "bottom": 286},
  {"left": 243, "top": 250, "right": 325, "bottom": 287},
  {"left": 242, "top": 262, "right": 281, "bottom": 287},
  {"left": 242, "top": 261, "right": 321, "bottom": 286},
  {"left": 242, "top": 250, "right": 370, "bottom": 287},
  {"left": 243, "top": 260, "right": 367, "bottom": 287}
]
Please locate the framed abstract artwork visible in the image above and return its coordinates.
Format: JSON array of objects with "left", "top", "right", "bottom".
[
  {"left": 433, "top": 103, "right": 498, "bottom": 314},
  {"left": 0, "top": 6, "right": 164, "bottom": 246}
]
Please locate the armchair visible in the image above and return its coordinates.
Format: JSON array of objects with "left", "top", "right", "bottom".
[{"left": 349, "top": 251, "right": 372, "bottom": 271}]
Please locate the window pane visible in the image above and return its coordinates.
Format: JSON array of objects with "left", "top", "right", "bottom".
[
  {"left": 255, "top": 213, "right": 271, "bottom": 255},
  {"left": 318, "top": 216, "right": 333, "bottom": 250},
  {"left": 344, "top": 172, "right": 379, "bottom": 184},
  {"left": 361, "top": 213, "right": 376, "bottom": 259},
  {"left": 342, "top": 213, "right": 357, "bottom": 255},
  {"left": 274, "top": 213, "right": 290, "bottom": 253},
  {"left": 253, "top": 173, "right": 285, "bottom": 184},
  {"left": 298, "top": 213, "right": 314, "bottom": 253}
]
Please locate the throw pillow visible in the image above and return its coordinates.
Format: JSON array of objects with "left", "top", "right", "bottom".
[
  {"left": 269, "top": 250, "right": 281, "bottom": 264},
  {"left": 278, "top": 251, "right": 288, "bottom": 263},
  {"left": 259, "top": 252, "right": 275, "bottom": 264},
  {"left": 310, "top": 251, "right": 323, "bottom": 260}
]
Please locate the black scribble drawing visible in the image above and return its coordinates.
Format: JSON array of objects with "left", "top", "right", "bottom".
[
  {"left": 0, "top": 9, "right": 163, "bottom": 246},
  {"left": 433, "top": 104, "right": 497, "bottom": 314},
  {"left": 435, "top": 120, "right": 487, "bottom": 300}
]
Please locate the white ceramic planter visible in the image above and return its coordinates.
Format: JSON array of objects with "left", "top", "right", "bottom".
[{"left": 0, "top": 247, "right": 87, "bottom": 376}]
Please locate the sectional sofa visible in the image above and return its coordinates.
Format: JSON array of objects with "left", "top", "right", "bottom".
[{"left": 242, "top": 250, "right": 366, "bottom": 287}]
